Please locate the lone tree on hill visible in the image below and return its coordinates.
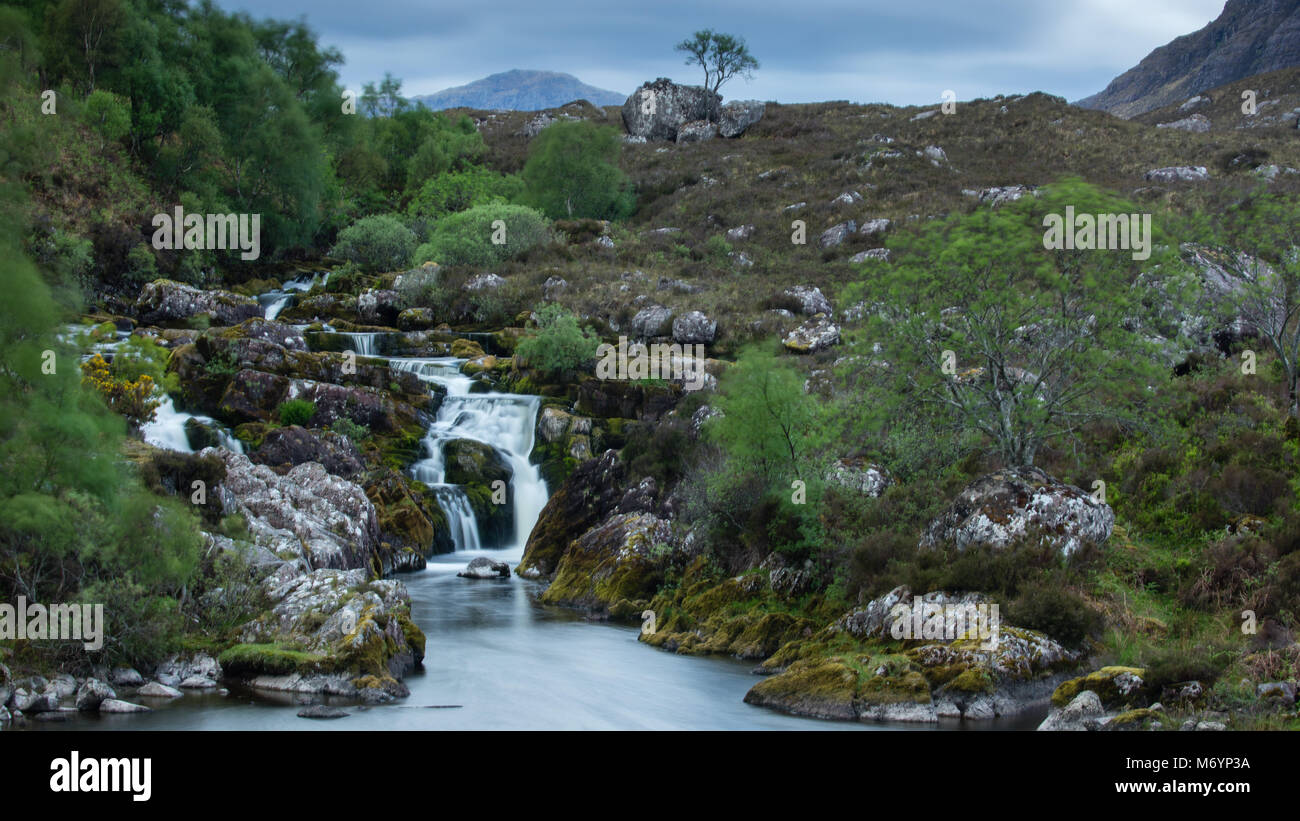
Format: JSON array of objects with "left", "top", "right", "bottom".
[{"left": 675, "top": 29, "right": 759, "bottom": 94}]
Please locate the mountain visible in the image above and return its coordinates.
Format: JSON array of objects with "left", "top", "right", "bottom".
[
  {"left": 411, "top": 69, "right": 626, "bottom": 111},
  {"left": 1077, "top": 0, "right": 1300, "bottom": 118}
]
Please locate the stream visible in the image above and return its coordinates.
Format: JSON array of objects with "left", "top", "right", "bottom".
[{"left": 42, "top": 311, "right": 1046, "bottom": 730}]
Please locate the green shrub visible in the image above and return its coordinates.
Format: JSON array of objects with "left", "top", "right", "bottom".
[
  {"left": 1006, "top": 582, "right": 1102, "bottom": 647},
  {"left": 277, "top": 399, "right": 317, "bottom": 427},
  {"left": 413, "top": 203, "right": 549, "bottom": 268},
  {"left": 329, "top": 214, "right": 417, "bottom": 273},
  {"left": 513, "top": 303, "right": 599, "bottom": 376},
  {"left": 331, "top": 417, "right": 370, "bottom": 442},
  {"left": 81, "top": 89, "right": 131, "bottom": 146},
  {"left": 406, "top": 167, "right": 523, "bottom": 225},
  {"left": 520, "top": 120, "right": 635, "bottom": 220},
  {"left": 123, "top": 243, "right": 158, "bottom": 284},
  {"left": 112, "top": 334, "right": 178, "bottom": 393}
]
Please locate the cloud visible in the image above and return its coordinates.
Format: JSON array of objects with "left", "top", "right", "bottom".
[{"left": 215, "top": 0, "right": 1228, "bottom": 105}]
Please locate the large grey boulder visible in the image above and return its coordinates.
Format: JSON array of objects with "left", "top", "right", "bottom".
[
  {"left": 622, "top": 78, "right": 721, "bottom": 141},
  {"left": 783, "top": 316, "right": 840, "bottom": 354},
  {"left": 135, "top": 280, "right": 260, "bottom": 326},
  {"left": 1144, "top": 166, "right": 1210, "bottom": 183},
  {"left": 718, "top": 100, "right": 765, "bottom": 137},
  {"left": 629, "top": 305, "right": 675, "bottom": 338},
  {"left": 676, "top": 120, "right": 718, "bottom": 144},
  {"left": 783, "top": 285, "right": 834, "bottom": 317},
  {"left": 1156, "top": 113, "right": 1211, "bottom": 132},
  {"left": 672, "top": 311, "right": 717, "bottom": 344},
  {"left": 819, "top": 221, "right": 857, "bottom": 249},
  {"left": 458, "top": 557, "right": 511, "bottom": 579},
  {"left": 75, "top": 679, "right": 116, "bottom": 712},
  {"left": 921, "top": 466, "right": 1114, "bottom": 556}
]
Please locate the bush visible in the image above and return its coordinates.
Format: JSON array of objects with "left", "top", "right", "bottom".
[
  {"left": 277, "top": 399, "right": 317, "bottom": 427},
  {"left": 406, "top": 167, "right": 523, "bottom": 225},
  {"left": 123, "top": 243, "right": 158, "bottom": 284},
  {"left": 331, "top": 417, "right": 370, "bottom": 442},
  {"left": 414, "top": 203, "right": 549, "bottom": 268},
  {"left": 329, "top": 214, "right": 417, "bottom": 273},
  {"left": 82, "top": 89, "right": 131, "bottom": 146},
  {"left": 513, "top": 303, "right": 599, "bottom": 376},
  {"left": 521, "top": 120, "right": 635, "bottom": 220},
  {"left": 1005, "top": 582, "right": 1102, "bottom": 647}
]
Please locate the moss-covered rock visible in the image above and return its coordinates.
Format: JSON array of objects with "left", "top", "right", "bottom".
[
  {"left": 743, "top": 658, "right": 859, "bottom": 720},
  {"left": 1052, "top": 666, "right": 1148, "bottom": 708}
]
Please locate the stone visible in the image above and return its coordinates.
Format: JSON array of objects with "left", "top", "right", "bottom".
[
  {"left": 75, "top": 679, "right": 116, "bottom": 712},
  {"left": 135, "top": 280, "right": 260, "bottom": 326},
  {"left": 629, "top": 305, "right": 675, "bottom": 338},
  {"left": 1144, "top": 165, "right": 1210, "bottom": 182},
  {"left": 458, "top": 557, "right": 511, "bottom": 579},
  {"left": 179, "top": 676, "right": 218, "bottom": 689},
  {"left": 921, "top": 466, "right": 1114, "bottom": 556},
  {"left": 464, "top": 273, "right": 506, "bottom": 292},
  {"left": 672, "top": 310, "right": 717, "bottom": 344},
  {"left": 819, "top": 221, "right": 857, "bottom": 248},
  {"left": 622, "top": 78, "right": 722, "bottom": 141},
  {"left": 783, "top": 285, "right": 833, "bottom": 317},
  {"left": 718, "top": 100, "right": 765, "bottom": 137},
  {"left": 827, "top": 458, "right": 890, "bottom": 496},
  {"left": 726, "top": 224, "right": 755, "bottom": 242},
  {"left": 138, "top": 682, "right": 184, "bottom": 699},
  {"left": 1156, "top": 113, "right": 1211, "bottom": 132},
  {"left": 963, "top": 185, "right": 1033, "bottom": 206},
  {"left": 858, "top": 218, "right": 891, "bottom": 236},
  {"left": 1038, "top": 690, "right": 1106, "bottom": 731},
  {"left": 543, "top": 276, "right": 568, "bottom": 300},
  {"left": 783, "top": 316, "right": 840, "bottom": 354},
  {"left": 850, "top": 249, "right": 890, "bottom": 263},
  {"left": 97, "top": 699, "right": 151, "bottom": 714},
  {"left": 676, "top": 119, "right": 718, "bottom": 144},
  {"left": 251, "top": 426, "right": 364, "bottom": 479}
]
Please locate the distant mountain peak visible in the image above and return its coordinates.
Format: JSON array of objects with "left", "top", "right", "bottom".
[
  {"left": 411, "top": 70, "right": 626, "bottom": 112},
  {"left": 1077, "top": 0, "right": 1300, "bottom": 118}
]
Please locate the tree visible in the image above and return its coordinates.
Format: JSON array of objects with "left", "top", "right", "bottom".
[
  {"left": 520, "top": 120, "right": 633, "bottom": 220},
  {"left": 1196, "top": 191, "right": 1300, "bottom": 417},
  {"left": 675, "top": 29, "right": 759, "bottom": 94},
  {"left": 848, "top": 179, "right": 1185, "bottom": 467}
]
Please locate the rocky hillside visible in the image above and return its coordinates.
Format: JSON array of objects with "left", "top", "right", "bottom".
[
  {"left": 1078, "top": 0, "right": 1300, "bottom": 118},
  {"left": 411, "top": 69, "right": 625, "bottom": 111}
]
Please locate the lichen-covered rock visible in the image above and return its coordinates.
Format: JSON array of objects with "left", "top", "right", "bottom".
[
  {"left": 519, "top": 450, "right": 627, "bottom": 578},
  {"left": 1156, "top": 113, "right": 1211, "bottom": 132},
  {"left": 744, "top": 659, "right": 860, "bottom": 720},
  {"left": 783, "top": 316, "right": 840, "bottom": 354},
  {"left": 539, "top": 512, "right": 675, "bottom": 611},
  {"left": 1144, "top": 165, "right": 1210, "bottom": 182},
  {"left": 1052, "top": 666, "right": 1148, "bottom": 708},
  {"left": 622, "top": 78, "right": 722, "bottom": 141},
  {"left": 782, "top": 285, "right": 833, "bottom": 317},
  {"left": 671, "top": 310, "right": 717, "bottom": 344},
  {"left": 629, "top": 305, "right": 675, "bottom": 338},
  {"left": 826, "top": 457, "right": 890, "bottom": 496},
  {"left": 135, "top": 279, "right": 260, "bottom": 326},
  {"left": 718, "top": 100, "right": 765, "bottom": 137},
  {"left": 252, "top": 426, "right": 364, "bottom": 479},
  {"left": 676, "top": 119, "right": 718, "bottom": 143},
  {"left": 398, "top": 307, "right": 435, "bottom": 330},
  {"left": 920, "top": 466, "right": 1114, "bottom": 556},
  {"left": 464, "top": 273, "right": 506, "bottom": 292},
  {"left": 357, "top": 289, "right": 400, "bottom": 324},
  {"left": 818, "top": 221, "right": 857, "bottom": 249},
  {"left": 212, "top": 448, "right": 381, "bottom": 571},
  {"left": 1038, "top": 690, "right": 1106, "bottom": 731}
]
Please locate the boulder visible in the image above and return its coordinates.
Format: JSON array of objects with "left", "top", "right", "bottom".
[
  {"left": 718, "top": 100, "right": 765, "bottom": 137},
  {"left": 357, "top": 289, "right": 400, "bottom": 325},
  {"left": 622, "top": 78, "right": 722, "bottom": 141},
  {"left": 109, "top": 667, "right": 145, "bottom": 687},
  {"left": 963, "top": 185, "right": 1033, "bottom": 207},
  {"left": 1038, "top": 690, "right": 1106, "bottom": 731},
  {"left": 543, "top": 276, "right": 568, "bottom": 301},
  {"left": 252, "top": 426, "right": 365, "bottom": 479},
  {"left": 783, "top": 316, "right": 840, "bottom": 354},
  {"left": 458, "top": 557, "right": 511, "bottom": 579},
  {"left": 464, "top": 273, "right": 506, "bottom": 292},
  {"left": 783, "top": 286, "right": 833, "bottom": 318},
  {"left": 725, "top": 224, "right": 755, "bottom": 242},
  {"left": 75, "top": 679, "right": 115, "bottom": 711},
  {"left": 672, "top": 310, "right": 717, "bottom": 344},
  {"left": 676, "top": 119, "right": 718, "bottom": 144},
  {"left": 629, "top": 305, "right": 675, "bottom": 338},
  {"left": 850, "top": 249, "right": 890, "bottom": 263},
  {"left": 1144, "top": 166, "right": 1210, "bottom": 183},
  {"left": 819, "top": 221, "right": 857, "bottom": 248},
  {"left": 858, "top": 218, "right": 891, "bottom": 236},
  {"left": 212, "top": 448, "right": 381, "bottom": 571},
  {"left": 443, "top": 439, "right": 514, "bottom": 489},
  {"left": 921, "top": 466, "right": 1114, "bottom": 556},
  {"left": 398, "top": 308, "right": 435, "bottom": 330},
  {"left": 137, "top": 682, "right": 184, "bottom": 699},
  {"left": 826, "top": 458, "right": 890, "bottom": 496},
  {"left": 539, "top": 511, "right": 676, "bottom": 610},
  {"left": 135, "top": 280, "right": 260, "bottom": 326},
  {"left": 519, "top": 450, "right": 627, "bottom": 578},
  {"left": 1156, "top": 113, "right": 1211, "bottom": 132}
]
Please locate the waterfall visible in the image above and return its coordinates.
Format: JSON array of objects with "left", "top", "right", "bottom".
[
  {"left": 258, "top": 272, "right": 328, "bottom": 321},
  {"left": 141, "top": 395, "right": 245, "bottom": 455},
  {"left": 386, "top": 356, "right": 548, "bottom": 553},
  {"left": 340, "top": 332, "right": 380, "bottom": 357}
]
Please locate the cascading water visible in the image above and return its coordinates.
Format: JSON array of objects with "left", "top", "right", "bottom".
[
  {"left": 340, "top": 332, "right": 379, "bottom": 356},
  {"left": 258, "top": 271, "right": 331, "bottom": 321},
  {"left": 383, "top": 355, "right": 548, "bottom": 554}
]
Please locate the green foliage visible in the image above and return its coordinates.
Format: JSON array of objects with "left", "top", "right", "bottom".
[
  {"left": 123, "top": 243, "right": 158, "bottom": 284},
  {"left": 520, "top": 120, "right": 634, "bottom": 220},
  {"left": 277, "top": 399, "right": 317, "bottom": 427},
  {"left": 514, "top": 303, "right": 600, "bottom": 376},
  {"left": 406, "top": 166, "right": 523, "bottom": 225},
  {"left": 675, "top": 29, "right": 760, "bottom": 93},
  {"left": 414, "top": 203, "right": 549, "bottom": 267},
  {"left": 111, "top": 333, "right": 178, "bottom": 394},
  {"left": 331, "top": 416, "right": 370, "bottom": 442},
  {"left": 1006, "top": 582, "right": 1101, "bottom": 647},
  {"left": 81, "top": 89, "right": 131, "bottom": 145},
  {"left": 329, "top": 214, "right": 417, "bottom": 273}
]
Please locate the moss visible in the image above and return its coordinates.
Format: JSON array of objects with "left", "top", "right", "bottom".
[
  {"left": 1107, "top": 708, "right": 1162, "bottom": 730},
  {"left": 744, "top": 658, "right": 860, "bottom": 720},
  {"left": 218, "top": 643, "right": 326, "bottom": 677},
  {"left": 1052, "top": 666, "right": 1148, "bottom": 708},
  {"left": 858, "top": 669, "right": 932, "bottom": 704},
  {"left": 946, "top": 668, "right": 996, "bottom": 694}
]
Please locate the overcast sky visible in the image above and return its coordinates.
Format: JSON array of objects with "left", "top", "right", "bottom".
[{"left": 214, "top": 0, "right": 1228, "bottom": 105}]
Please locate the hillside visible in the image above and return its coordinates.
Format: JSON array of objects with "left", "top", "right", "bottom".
[
  {"left": 411, "top": 69, "right": 626, "bottom": 111},
  {"left": 1133, "top": 65, "right": 1300, "bottom": 134},
  {"left": 1078, "top": 0, "right": 1300, "bottom": 118}
]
